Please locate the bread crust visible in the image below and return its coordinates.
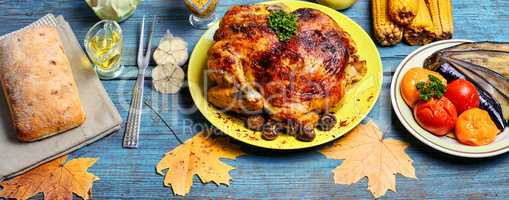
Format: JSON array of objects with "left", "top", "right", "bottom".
[{"left": 0, "top": 25, "right": 85, "bottom": 142}]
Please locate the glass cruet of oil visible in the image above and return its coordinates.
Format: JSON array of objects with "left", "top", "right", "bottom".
[
  {"left": 84, "top": 20, "right": 124, "bottom": 79},
  {"left": 184, "top": 0, "right": 219, "bottom": 29}
]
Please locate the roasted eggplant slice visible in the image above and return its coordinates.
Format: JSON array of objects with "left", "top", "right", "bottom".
[
  {"left": 429, "top": 61, "right": 507, "bottom": 129},
  {"left": 441, "top": 41, "right": 509, "bottom": 52},
  {"left": 431, "top": 62, "right": 464, "bottom": 82},
  {"left": 441, "top": 50, "right": 509, "bottom": 78},
  {"left": 445, "top": 59, "right": 509, "bottom": 121},
  {"left": 448, "top": 58, "right": 509, "bottom": 95},
  {"left": 478, "top": 88, "right": 506, "bottom": 130},
  {"left": 424, "top": 41, "right": 509, "bottom": 71},
  {"left": 446, "top": 58, "right": 509, "bottom": 101}
]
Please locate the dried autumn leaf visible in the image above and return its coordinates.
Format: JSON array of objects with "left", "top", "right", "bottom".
[
  {"left": 320, "top": 121, "right": 416, "bottom": 198},
  {"left": 156, "top": 131, "right": 244, "bottom": 196},
  {"left": 0, "top": 155, "right": 99, "bottom": 200}
]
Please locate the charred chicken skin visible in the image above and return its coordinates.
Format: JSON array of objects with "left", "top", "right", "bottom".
[{"left": 207, "top": 5, "right": 366, "bottom": 135}]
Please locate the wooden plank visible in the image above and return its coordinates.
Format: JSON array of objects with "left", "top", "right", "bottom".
[
  {"left": 0, "top": 0, "right": 509, "bottom": 199},
  {"left": 76, "top": 77, "right": 509, "bottom": 199}
]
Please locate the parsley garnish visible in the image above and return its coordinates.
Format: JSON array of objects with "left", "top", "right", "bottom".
[
  {"left": 416, "top": 75, "right": 446, "bottom": 101},
  {"left": 268, "top": 11, "right": 298, "bottom": 42}
]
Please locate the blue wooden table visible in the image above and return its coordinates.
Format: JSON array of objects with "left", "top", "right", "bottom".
[{"left": 1, "top": 0, "right": 509, "bottom": 199}]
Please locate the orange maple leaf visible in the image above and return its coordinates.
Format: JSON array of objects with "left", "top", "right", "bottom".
[
  {"left": 156, "top": 131, "right": 245, "bottom": 196},
  {"left": 0, "top": 155, "right": 99, "bottom": 200},
  {"left": 320, "top": 121, "right": 417, "bottom": 198}
]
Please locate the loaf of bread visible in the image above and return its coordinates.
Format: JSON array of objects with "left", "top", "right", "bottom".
[{"left": 0, "top": 25, "right": 86, "bottom": 142}]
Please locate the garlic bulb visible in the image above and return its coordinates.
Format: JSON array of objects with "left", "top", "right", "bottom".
[
  {"left": 152, "top": 64, "right": 185, "bottom": 94},
  {"left": 153, "top": 30, "right": 189, "bottom": 67}
]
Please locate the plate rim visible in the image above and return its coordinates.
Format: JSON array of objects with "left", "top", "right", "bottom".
[
  {"left": 390, "top": 39, "right": 509, "bottom": 158},
  {"left": 187, "top": 0, "right": 383, "bottom": 150}
]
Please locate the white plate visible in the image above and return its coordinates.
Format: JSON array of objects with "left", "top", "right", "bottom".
[{"left": 391, "top": 39, "right": 509, "bottom": 158}]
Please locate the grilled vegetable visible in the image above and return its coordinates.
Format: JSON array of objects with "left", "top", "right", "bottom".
[
  {"left": 455, "top": 108, "right": 499, "bottom": 146},
  {"left": 445, "top": 59, "right": 509, "bottom": 123},
  {"left": 401, "top": 68, "right": 447, "bottom": 107},
  {"left": 444, "top": 79, "right": 480, "bottom": 114},
  {"left": 427, "top": 62, "right": 506, "bottom": 130},
  {"left": 414, "top": 97, "right": 457, "bottom": 136},
  {"left": 436, "top": 41, "right": 509, "bottom": 52},
  {"left": 403, "top": 0, "right": 435, "bottom": 45},
  {"left": 424, "top": 42, "right": 509, "bottom": 78},
  {"left": 372, "top": 0, "right": 403, "bottom": 46},
  {"left": 425, "top": 0, "right": 453, "bottom": 40},
  {"left": 388, "top": 0, "right": 419, "bottom": 25},
  {"left": 424, "top": 42, "right": 509, "bottom": 69},
  {"left": 441, "top": 50, "right": 509, "bottom": 78},
  {"left": 448, "top": 58, "right": 509, "bottom": 95},
  {"left": 429, "top": 62, "right": 463, "bottom": 82},
  {"left": 478, "top": 88, "right": 506, "bottom": 130}
]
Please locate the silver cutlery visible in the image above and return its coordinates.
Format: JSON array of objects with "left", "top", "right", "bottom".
[{"left": 123, "top": 16, "right": 156, "bottom": 148}]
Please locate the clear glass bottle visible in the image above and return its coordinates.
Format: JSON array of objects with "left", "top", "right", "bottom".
[{"left": 84, "top": 20, "right": 124, "bottom": 79}]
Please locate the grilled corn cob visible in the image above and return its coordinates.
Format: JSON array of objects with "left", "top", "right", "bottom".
[
  {"left": 426, "top": 0, "right": 453, "bottom": 40},
  {"left": 372, "top": 0, "right": 403, "bottom": 46},
  {"left": 404, "top": 0, "right": 435, "bottom": 45},
  {"left": 388, "top": 0, "right": 419, "bottom": 25}
]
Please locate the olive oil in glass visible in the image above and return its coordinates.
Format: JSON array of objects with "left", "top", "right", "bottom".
[{"left": 84, "top": 20, "right": 124, "bottom": 79}]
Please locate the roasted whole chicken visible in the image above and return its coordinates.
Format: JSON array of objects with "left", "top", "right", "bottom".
[{"left": 207, "top": 4, "right": 366, "bottom": 141}]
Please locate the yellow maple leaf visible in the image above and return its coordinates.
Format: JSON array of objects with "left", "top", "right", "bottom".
[
  {"left": 0, "top": 155, "right": 99, "bottom": 200},
  {"left": 320, "top": 121, "right": 416, "bottom": 198},
  {"left": 156, "top": 131, "right": 245, "bottom": 196}
]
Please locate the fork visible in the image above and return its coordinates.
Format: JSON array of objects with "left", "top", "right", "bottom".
[{"left": 123, "top": 16, "right": 156, "bottom": 148}]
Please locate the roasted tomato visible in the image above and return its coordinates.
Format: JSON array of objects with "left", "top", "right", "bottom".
[
  {"left": 401, "top": 68, "right": 447, "bottom": 107},
  {"left": 455, "top": 108, "right": 499, "bottom": 146},
  {"left": 444, "top": 79, "right": 480, "bottom": 114},
  {"left": 414, "top": 97, "right": 457, "bottom": 136}
]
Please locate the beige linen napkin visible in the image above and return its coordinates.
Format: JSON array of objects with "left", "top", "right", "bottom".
[{"left": 0, "top": 14, "right": 122, "bottom": 181}]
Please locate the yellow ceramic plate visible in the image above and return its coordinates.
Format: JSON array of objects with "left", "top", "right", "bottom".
[{"left": 188, "top": 0, "right": 382, "bottom": 149}]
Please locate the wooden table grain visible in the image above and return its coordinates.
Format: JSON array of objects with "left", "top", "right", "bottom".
[{"left": 1, "top": 0, "right": 509, "bottom": 199}]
